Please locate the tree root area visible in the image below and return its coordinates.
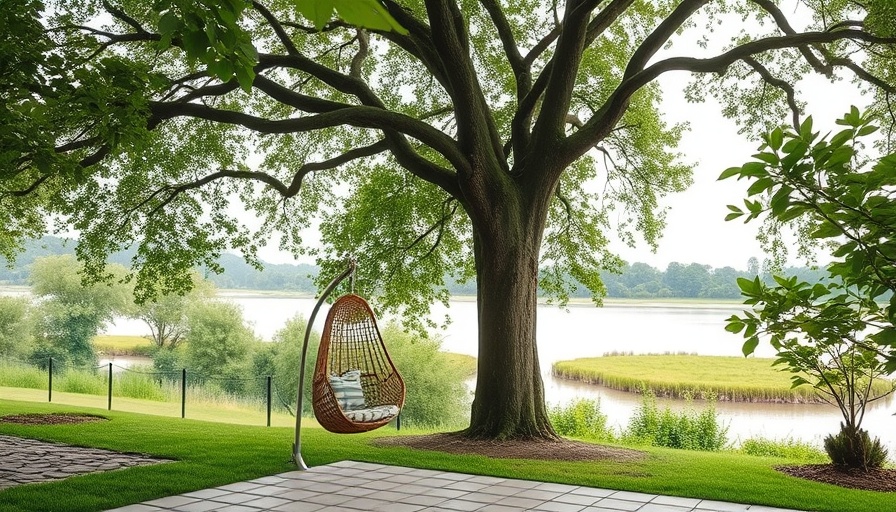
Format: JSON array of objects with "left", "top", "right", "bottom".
[
  {"left": 373, "top": 433, "right": 646, "bottom": 462},
  {"left": 776, "top": 464, "right": 896, "bottom": 492}
]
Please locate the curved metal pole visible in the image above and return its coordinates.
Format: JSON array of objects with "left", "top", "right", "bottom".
[{"left": 293, "top": 258, "right": 356, "bottom": 469}]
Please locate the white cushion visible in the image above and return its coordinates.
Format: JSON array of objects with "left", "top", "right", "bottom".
[{"left": 343, "top": 405, "right": 400, "bottom": 423}]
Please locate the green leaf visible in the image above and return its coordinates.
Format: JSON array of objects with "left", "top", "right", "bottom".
[
  {"left": 769, "top": 127, "right": 784, "bottom": 151},
  {"left": 747, "top": 177, "right": 775, "bottom": 196},
  {"left": 718, "top": 166, "right": 741, "bottom": 180},
  {"left": 334, "top": 0, "right": 409, "bottom": 34},
  {"left": 799, "top": 116, "right": 814, "bottom": 139},
  {"left": 725, "top": 320, "right": 745, "bottom": 334},
  {"left": 158, "top": 11, "right": 180, "bottom": 38},
  {"left": 296, "top": 0, "right": 337, "bottom": 30},
  {"left": 742, "top": 336, "right": 759, "bottom": 357},
  {"left": 811, "top": 222, "right": 842, "bottom": 239}
]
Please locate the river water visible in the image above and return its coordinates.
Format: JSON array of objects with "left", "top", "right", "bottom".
[{"left": 99, "top": 292, "right": 895, "bottom": 453}]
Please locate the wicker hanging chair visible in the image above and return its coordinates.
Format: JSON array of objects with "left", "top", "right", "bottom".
[{"left": 311, "top": 293, "right": 405, "bottom": 433}]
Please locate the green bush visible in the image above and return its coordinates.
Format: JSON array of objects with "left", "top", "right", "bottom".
[
  {"left": 623, "top": 389, "right": 728, "bottom": 451},
  {"left": 380, "top": 324, "right": 470, "bottom": 428},
  {"left": 823, "top": 423, "right": 888, "bottom": 469},
  {"left": 549, "top": 398, "right": 615, "bottom": 442},
  {"left": 738, "top": 437, "right": 827, "bottom": 463},
  {"left": 152, "top": 347, "right": 184, "bottom": 380}
]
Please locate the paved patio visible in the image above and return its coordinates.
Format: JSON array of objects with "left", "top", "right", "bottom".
[{"left": 105, "top": 460, "right": 811, "bottom": 512}]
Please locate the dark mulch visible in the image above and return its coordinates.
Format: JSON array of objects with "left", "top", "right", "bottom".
[
  {"left": 0, "top": 413, "right": 109, "bottom": 425},
  {"left": 373, "top": 432, "right": 646, "bottom": 462},
  {"left": 776, "top": 464, "right": 896, "bottom": 493}
]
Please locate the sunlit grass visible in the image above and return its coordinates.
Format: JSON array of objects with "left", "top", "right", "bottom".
[
  {"left": 552, "top": 354, "right": 893, "bottom": 402},
  {"left": 91, "top": 335, "right": 155, "bottom": 357}
]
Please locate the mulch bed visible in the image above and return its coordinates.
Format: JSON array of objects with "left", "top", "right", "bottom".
[
  {"left": 0, "top": 413, "right": 109, "bottom": 425},
  {"left": 776, "top": 464, "right": 896, "bottom": 493},
  {"left": 373, "top": 432, "right": 646, "bottom": 462}
]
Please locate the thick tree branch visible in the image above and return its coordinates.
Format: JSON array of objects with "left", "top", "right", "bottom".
[
  {"left": 252, "top": 0, "right": 299, "bottom": 55},
  {"left": 565, "top": 29, "right": 896, "bottom": 162},
  {"left": 479, "top": 0, "right": 527, "bottom": 93},
  {"left": 512, "top": 0, "right": 634, "bottom": 168},
  {"left": 743, "top": 56, "right": 802, "bottom": 131},
  {"left": 621, "top": 0, "right": 711, "bottom": 81},
  {"left": 750, "top": 0, "right": 832, "bottom": 76},
  {"left": 531, "top": 0, "right": 603, "bottom": 155}
]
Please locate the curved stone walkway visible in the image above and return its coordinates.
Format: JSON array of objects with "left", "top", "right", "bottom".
[{"left": 0, "top": 434, "right": 171, "bottom": 490}]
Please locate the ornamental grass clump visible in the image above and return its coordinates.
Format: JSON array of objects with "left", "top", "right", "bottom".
[
  {"left": 549, "top": 398, "right": 616, "bottom": 442},
  {"left": 624, "top": 389, "right": 728, "bottom": 451},
  {"left": 824, "top": 423, "right": 889, "bottom": 470}
]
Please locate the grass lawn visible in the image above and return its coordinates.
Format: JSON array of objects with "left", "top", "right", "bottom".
[
  {"left": 1, "top": 398, "right": 894, "bottom": 512},
  {"left": 552, "top": 354, "right": 893, "bottom": 402}
]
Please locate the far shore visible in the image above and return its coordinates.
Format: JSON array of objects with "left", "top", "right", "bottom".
[{"left": 3, "top": 284, "right": 743, "bottom": 309}]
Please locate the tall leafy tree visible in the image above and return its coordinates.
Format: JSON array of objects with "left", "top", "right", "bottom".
[
  {"left": 28, "top": 255, "right": 132, "bottom": 366},
  {"left": 2, "top": 1, "right": 895, "bottom": 438}
]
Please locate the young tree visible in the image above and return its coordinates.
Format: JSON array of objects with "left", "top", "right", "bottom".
[
  {"left": 723, "top": 111, "right": 896, "bottom": 468},
  {"left": 28, "top": 255, "right": 133, "bottom": 366},
  {"left": 184, "top": 301, "right": 255, "bottom": 378},
  {"left": 135, "top": 272, "right": 215, "bottom": 350},
  {"left": 2, "top": 1, "right": 895, "bottom": 438}
]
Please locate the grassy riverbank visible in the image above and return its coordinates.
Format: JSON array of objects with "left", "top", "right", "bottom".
[
  {"left": 2, "top": 398, "right": 893, "bottom": 512},
  {"left": 91, "top": 335, "right": 154, "bottom": 357},
  {"left": 552, "top": 354, "right": 894, "bottom": 403}
]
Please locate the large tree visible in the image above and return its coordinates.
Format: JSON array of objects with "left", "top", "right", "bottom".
[{"left": 2, "top": 0, "right": 895, "bottom": 438}]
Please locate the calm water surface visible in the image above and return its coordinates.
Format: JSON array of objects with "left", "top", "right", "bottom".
[{"left": 0, "top": 286, "right": 882, "bottom": 453}]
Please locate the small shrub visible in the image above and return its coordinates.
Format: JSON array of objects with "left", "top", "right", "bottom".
[
  {"left": 623, "top": 389, "right": 728, "bottom": 451},
  {"left": 152, "top": 347, "right": 184, "bottom": 380},
  {"left": 549, "top": 398, "right": 615, "bottom": 442},
  {"left": 738, "top": 437, "right": 827, "bottom": 463},
  {"left": 823, "top": 423, "right": 888, "bottom": 469}
]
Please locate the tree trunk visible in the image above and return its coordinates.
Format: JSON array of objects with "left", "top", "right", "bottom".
[{"left": 462, "top": 197, "right": 558, "bottom": 439}]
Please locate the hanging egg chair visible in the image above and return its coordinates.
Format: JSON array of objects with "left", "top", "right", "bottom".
[
  {"left": 312, "top": 293, "right": 405, "bottom": 433},
  {"left": 292, "top": 260, "right": 405, "bottom": 468}
]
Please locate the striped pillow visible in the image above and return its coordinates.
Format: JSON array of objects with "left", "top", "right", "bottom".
[{"left": 329, "top": 370, "right": 366, "bottom": 411}]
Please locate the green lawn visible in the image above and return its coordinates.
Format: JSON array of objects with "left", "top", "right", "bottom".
[
  {"left": 552, "top": 354, "right": 893, "bottom": 402},
  {"left": 1, "top": 397, "right": 894, "bottom": 512}
]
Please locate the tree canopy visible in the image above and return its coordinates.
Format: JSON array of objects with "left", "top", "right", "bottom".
[{"left": 2, "top": 0, "right": 895, "bottom": 439}]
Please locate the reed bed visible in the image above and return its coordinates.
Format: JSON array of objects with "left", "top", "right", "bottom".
[{"left": 552, "top": 354, "right": 893, "bottom": 403}]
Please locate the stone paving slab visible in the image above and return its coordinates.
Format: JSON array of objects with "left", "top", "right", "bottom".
[
  {"left": 104, "top": 461, "right": 815, "bottom": 512},
  {"left": 0, "top": 434, "right": 171, "bottom": 490}
]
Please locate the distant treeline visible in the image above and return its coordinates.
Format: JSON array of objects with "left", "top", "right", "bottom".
[{"left": 1, "top": 237, "right": 825, "bottom": 299}]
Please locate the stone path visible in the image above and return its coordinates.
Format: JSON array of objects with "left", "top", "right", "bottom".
[
  {"left": 106, "top": 460, "right": 812, "bottom": 512},
  {"left": 0, "top": 435, "right": 812, "bottom": 511},
  {"left": 0, "top": 434, "right": 170, "bottom": 490}
]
